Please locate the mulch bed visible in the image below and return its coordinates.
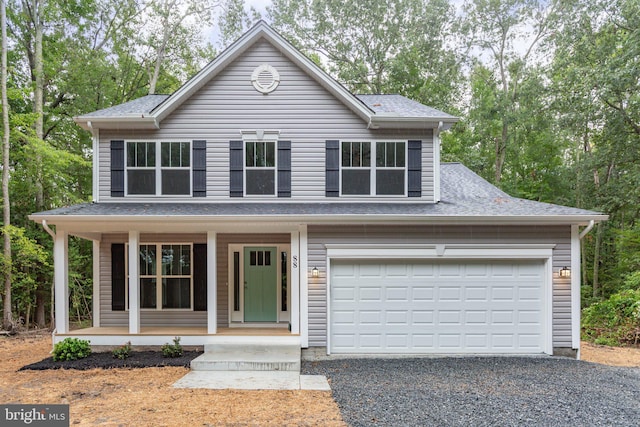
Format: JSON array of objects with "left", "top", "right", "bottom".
[{"left": 19, "top": 350, "right": 202, "bottom": 371}]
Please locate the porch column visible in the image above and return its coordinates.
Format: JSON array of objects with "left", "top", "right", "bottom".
[
  {"left": 290, "top": 230, "right": 300, "bottom": 335},
  {"left": 92, "top": 240, "right": 101, "bottom": 327},
  {"left": 207, "top": 231, "right": 217, "bottom": 334},
  {"left": 54, "top": 229, "right": 69, "bottom": 334},
  {"left": 299, "top": 225, "right": 309, "bottom": 347},
  {"left": 128, "top": 231, "right": 140, "bottom": 334}
]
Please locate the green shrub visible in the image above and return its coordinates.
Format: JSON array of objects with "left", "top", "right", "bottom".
[
  {"left": 582, "top": 289, "right": 640, "bottom": 346},
  {"left": 161, "top": 337, "right": 183, "bottom": 358},
  {"left": 52, "top": 338, "right": 92, "bottom": 361},
  {"left": 112, "top": 341, "right": 132, "bottom": 360}
]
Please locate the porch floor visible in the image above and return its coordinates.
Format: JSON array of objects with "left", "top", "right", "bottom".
[{"left": 60, "top": 327, "right": 296, "bottom": 337}]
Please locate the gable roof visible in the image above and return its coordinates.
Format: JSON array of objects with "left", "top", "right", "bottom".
[
  {"left": 30, "top": 163, "right": 606, "bottom": 226},
  {"left": 74, "top": 21, "right": 458, "bottom": 131}
]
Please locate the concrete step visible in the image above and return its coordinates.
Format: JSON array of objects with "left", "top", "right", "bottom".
[{"left": 191, "top": 342, "right": 301, "bottom": 372}]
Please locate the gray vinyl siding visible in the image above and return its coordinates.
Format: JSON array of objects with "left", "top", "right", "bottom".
[
  {"left": 97, "top": 38, "right": 435, "bottom": 202},
  {"left": 307, "top": 224, "right": 573, "bottom": 350}
]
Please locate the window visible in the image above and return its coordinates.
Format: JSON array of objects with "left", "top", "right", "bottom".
[
  {"left": 341, "top": 141, "right": 406, "bottom": 195},
  {"left": 341, "top": 142, "right": 371, "bottom": 195},
  {"left": 126, "top": 141, "right": 190, "bottom": 196},
  {"left": 376, "top": 142, "right": 405, "bottom": 195},
  {"left": 127, "top": 142, "right": 156, "bottom": 195},
  {"left": 245, "top": 141, "right": 276, "bottom": 195},
  {"left": 132, "top": 243, "right": 192, "bottom": 310},
  {"left": 161, "top": 142, "right": 190, "bottom": 195}
]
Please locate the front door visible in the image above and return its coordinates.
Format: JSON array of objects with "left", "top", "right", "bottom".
[{"left": 243, "top": 246, "right": 277, "bottom": 322}]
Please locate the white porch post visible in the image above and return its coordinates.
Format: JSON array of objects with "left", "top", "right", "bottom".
[
  {"left": 54, "top": 229, "right": 69, "bottom": 334},
  {"left": 207, "top": 231, "right": 217, "bottom": 334},
  {"left": 92, "top": 240, "right": 101, "bottom": 327},
  {"left": 290, "top": 230, "right": 300, "bottom": 335},
  {"left": 128, "top": 231, "right": 140, "bottom": 334},
  {"left": 299, "top": 225, "right": 309, "bottom": 347}
]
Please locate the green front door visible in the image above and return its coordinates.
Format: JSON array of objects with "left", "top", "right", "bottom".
[{"left": 244, "top": 246, "right": 277, "bottom": 322}]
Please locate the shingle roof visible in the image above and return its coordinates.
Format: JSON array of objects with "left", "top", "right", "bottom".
[
  {"left": 80, "top": 95, "right": 170, "bottom": 118},
  {"left": 31, "top": 163, "right": 603, "bottom": 222},
  {"left": 356, "top": 94, "right": 456, "bottom": 119},
  {"left": 79, "top": 93, "right": 452, "bottom": 121}
]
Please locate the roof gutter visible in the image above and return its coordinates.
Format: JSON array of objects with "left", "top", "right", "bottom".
[
  {"left": 579, "top": 220, "right": 596, "bottom": 240},
  {"left": 41, "top": 219, "right": 56, "bottom": 239}
]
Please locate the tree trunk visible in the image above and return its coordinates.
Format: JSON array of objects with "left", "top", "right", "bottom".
[{"left": 1, "top": 0, "right": 13, "bottom": 332}]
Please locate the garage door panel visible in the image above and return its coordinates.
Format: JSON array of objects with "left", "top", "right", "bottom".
[{"left": 330, "top": 260, "right": 545, "bottom": 354}]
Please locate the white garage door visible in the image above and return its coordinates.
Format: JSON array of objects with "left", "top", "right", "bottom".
[{"left": 330, "top": 260, "right": 545, "bottom": 354}]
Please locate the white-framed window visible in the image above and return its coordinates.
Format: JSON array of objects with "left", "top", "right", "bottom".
[
  {"left": 245, "top": 141, "right": 276, "bottom": 195},
  {"left": 341, "top": 141, "right": 406, "bottom": 196},
  {"left": 126, "top": 141, "right": 191, "bottom": 196},
  {"left": 129, "top": 243, "right": 193, "bottom": 310}
]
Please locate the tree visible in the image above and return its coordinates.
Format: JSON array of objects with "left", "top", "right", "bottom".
[
  {"left": 268, "top": 0, "right": 462, "bottom": 109},
  {"left": 1, "top": 0, "right": 12, "bottom": 331},
  {"left": 458, "top": 0, "right": 558, "bottom": 183}
]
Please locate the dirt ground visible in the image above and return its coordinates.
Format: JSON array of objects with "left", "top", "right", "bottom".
[
  {"left": 1, "top": 334, "right": 639, "bottom": 427},
  {"left": 0, "top": 332, "right": 345, "bottom": 426},
  {"left": 581, "top": 341, "right": 640, "bottom": 367}
]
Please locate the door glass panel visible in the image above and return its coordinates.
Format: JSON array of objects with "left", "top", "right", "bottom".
[
  {"left": 233, "top": 252, "right": 240, "bottom": 311},
  {"left": 281, "top": 251, "right": 287, "bottom": 312}
]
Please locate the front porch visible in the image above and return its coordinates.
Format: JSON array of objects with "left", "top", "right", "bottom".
[
  {"left": 57, "top": 326, "right": 300, "bottom": 347},
  {"left": 42, "top": 221, "right": 311, "bottom": 348}
]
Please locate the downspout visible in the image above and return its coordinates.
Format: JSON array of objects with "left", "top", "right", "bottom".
[
  {"left": 579, "top": 220, "right": 595, "bottom": 240},
  {"left": 41, "top": 220, "right": 56, "bottom": 349}
]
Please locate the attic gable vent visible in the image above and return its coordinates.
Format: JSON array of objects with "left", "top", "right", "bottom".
[{"left": 251, "top": 64, "right": 280, "bottom": 94}]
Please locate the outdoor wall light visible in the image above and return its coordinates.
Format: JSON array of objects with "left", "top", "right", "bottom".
[
  {"left": 311, "top": 266, "right": 319, "bottom": 278},
  {"left": 559, "top": 266, "right": 571, "bottom": 278}
]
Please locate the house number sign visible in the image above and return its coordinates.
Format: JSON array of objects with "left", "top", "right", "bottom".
[{"left": 292, "top": 255, "right": 298, "bottom": 269}]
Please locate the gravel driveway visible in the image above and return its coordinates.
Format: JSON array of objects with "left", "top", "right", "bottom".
[{"left": 302, "top": 357, "right": 640, "bottom": 426}]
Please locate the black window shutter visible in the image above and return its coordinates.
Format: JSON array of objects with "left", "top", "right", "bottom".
[
  {"left": 229, "top": 140, "right": 243, "bottom": 197},
  {"left": 193, "top": 244, "right": 207, "bottom": 311},
  {"left": 277, "top": 140, "right": 291, "bottom": 198},
  {"left": 192, "top": 140, "right": 207, "bottom": 197},
  {"left": 408, "top": 140, "right": 422, "bottom": 197},
  {"left": 111, "top": 140, "right": 125, "bottom": 197},
  {"left": 325, "top": 140, "right": 339, "bottom": 197},
  {"left": 111, "top": 243, "right": 126, "bottom": 311}
]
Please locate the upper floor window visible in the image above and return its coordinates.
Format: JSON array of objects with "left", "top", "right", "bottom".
[
  {"left": 126, "top": 141, "right": 191, "bottom": 196},
  {"left": 341, "top": 141, "right": 406, "bottom": 196},
  {"left": 245, "top": 141, "right": 276, "bottom": 195}
]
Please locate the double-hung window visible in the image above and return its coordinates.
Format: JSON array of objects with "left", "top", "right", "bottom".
[
  {"left": 341, "top": 142, "right": 371, "bottom": 195},
  {"left": 126, "top": 141, "right": 190, "bottom": 196},
  {"left": 136, "top": 243, "right": 192, "bottom": 310},
  {"left": 376, "top": 142, "right": 406, "bottom": 195},
  {"left": 341, "top": 141, "right": 406, "bottom": 195},
  {"left": 245, "top": 141, "right": 276, "bottom": 195}
]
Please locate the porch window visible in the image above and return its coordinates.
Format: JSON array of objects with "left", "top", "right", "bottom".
[
  {"left": 245, "top": 141, "right": 276, "bottom": 195},
  {"left": 130, "top": 243, "right": 192, "bottom": 310},
  {"left": 125, "top": 141, "right": 191, "bottom": 196}
]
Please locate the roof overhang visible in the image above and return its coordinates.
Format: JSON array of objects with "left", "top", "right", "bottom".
[
  {"left": 29, "top": 212, "right": 609, "bottom": 235},
  {"left": 74, "top": 116, "right": 160, "bottom": 131}
]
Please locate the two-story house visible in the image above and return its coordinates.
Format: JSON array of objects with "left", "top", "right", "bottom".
[{"left": 30, "top": 22, "right": 606, "bottom": 357}]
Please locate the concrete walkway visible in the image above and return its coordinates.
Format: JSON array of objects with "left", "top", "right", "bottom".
[{"left": 173, "top": 371, "right": 331, "bottom": 390}]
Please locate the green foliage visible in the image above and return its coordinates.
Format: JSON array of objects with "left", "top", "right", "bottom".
[
  {"left": 161, "top": 337, "right": 183, "bottom": 358},
  {"left": 582, "top": 289, "right": 640, "bottom": 346},
  {"left": 52, "top": 338, "right": 92, "bottom": 361},
  {"left": 112, "top": 341, "right": 132, "bottom": 360}
]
